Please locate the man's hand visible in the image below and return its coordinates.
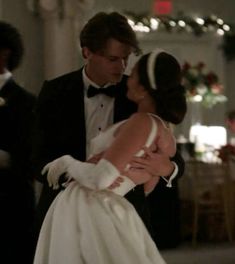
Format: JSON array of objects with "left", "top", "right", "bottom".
[
  {"left": 129, "top": 146, "right": 175, "bottom": 178},
  {"left": 124, "top": 167, "right": 152, "bottom": 185},
  {"left": 144, "top": 176, "right": 160, "bottom": 194}
]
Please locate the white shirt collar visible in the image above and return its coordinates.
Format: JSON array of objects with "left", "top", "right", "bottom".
[
  {"left": 82, "top": 67, "right": 113, "bottom": 92},
  {"left": 0, "top": 70, "right": 12, "bottom": 90}
]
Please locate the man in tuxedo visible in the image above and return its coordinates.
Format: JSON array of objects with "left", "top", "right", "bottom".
[
  {"left": 32, "top": 12, "right": 184, "bottom": 246},
  {"left": 0, "top": 21, "right": 36, "bottom": 263}
]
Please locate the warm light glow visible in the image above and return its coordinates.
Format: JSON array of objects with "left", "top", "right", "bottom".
[
  {"left": 196, "top": 17, "right": 205, "bottom": 25},
  {"left": 223, "top": 24, "right": 230, "bottom": 31},
  {"left": 217, "top": 18, "right": 224, "bottom": 25},
  {"left": 217, "top": 28, "right": 224, "bottom": 35},
  {"left": 150, "top": 18, "right": 159, "bottom": 30},
  {"left": 169, "top": 20, "right": 176, "bottom": 27},
  {"left": 190, "top": 95, "right": 203, "bottom": 102},
  {"left": 178, "top": 20, "right": 186, "bottom": 27},
  {"left": 133, "top": 23, "right": 150, "bottom": 32},
  {"left": 124, "top": 12, "right": 233, "bottom": 40},
  {"left": 128, "top": 19, "right": 135, "bottom": 27},
  {"left": 190, "top": 125, "right": 227, "bottom": 149}
]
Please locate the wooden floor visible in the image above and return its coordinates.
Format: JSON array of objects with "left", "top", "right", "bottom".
[{"left": 161, "top": 242, "right": 235, "bottom": 264}]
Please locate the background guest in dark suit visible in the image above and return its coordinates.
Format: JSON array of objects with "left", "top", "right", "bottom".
[
  {"left": 32, "top": 11, "right": 184, "bottom": 248},
  {"left": 226, "top": 110, "right": 235, "bottom": 134},
  {"left": 218, "top": 110, "right": 235, "bottom": 162},
  {"left": 0, "top": 21, "right": 36, "bottom": 264}
]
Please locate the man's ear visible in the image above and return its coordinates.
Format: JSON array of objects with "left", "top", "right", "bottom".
[{"left": 82, "top": 47, "right": 91, "bottom": 59}]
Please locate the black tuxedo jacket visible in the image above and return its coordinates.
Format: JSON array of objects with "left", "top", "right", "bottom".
[
  {"left": 32, "top": 68, "right": 184, "bottom": 236},
  {"left": 0, "top": 78, "right": 36, "bottom": 189},
  {"left": 0, "top": 78, "right": 36, "bottom": 263}
]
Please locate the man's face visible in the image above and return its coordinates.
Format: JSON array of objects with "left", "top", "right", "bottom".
[{"left": 84, "top": 38, "right": 133, "bottom": 86}]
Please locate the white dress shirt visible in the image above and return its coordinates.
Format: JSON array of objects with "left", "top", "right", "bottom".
[
  {"left": 82, "top": 68, "right": 115, "bottom": 157},
  {"left": 0, "top": 70, "right": 12, "bottom": 90}
]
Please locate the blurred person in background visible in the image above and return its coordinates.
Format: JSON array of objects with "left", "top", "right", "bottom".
[
  {"left": 0, "top": 20, "right": 36, "bottom": 264},
  {"left": 218, "top": 110, "right": 235, "bottom": 162}
]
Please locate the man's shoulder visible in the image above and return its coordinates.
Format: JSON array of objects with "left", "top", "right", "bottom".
[
  {"left": 39, "top": 69, "right": 83, "bottom": 97},
  {"left": 46, "top": 69, "right": 83, "bottom": 85},
  {"left": 6, "top": 79, "right": 36, "bottom": 103}
]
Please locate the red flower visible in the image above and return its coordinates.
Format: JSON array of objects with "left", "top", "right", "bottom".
[
  {"left": 206, "top": 72, "right": 218, "bottom": 85},
  {"left": 218, "top": 144, "right": 235, "bottom": 162},
  {"left": 197, "top": 62, "right": 205, "bottom": 71},
  {"left": 182, "top": 62, "right": 191, "bottom": 72}
]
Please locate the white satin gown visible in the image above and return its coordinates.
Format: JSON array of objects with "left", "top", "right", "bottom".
[{"left": 33, "top": 115, "right": 167, "bottom": 264}]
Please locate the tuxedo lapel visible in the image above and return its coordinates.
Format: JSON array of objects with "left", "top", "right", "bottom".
[
  {"left": 66, "top": 70, "right": 86, "bottom": 121},
  {"left": 72, "top": 70, "right": 86, "bottom": 145},
  {"left": 62, "top": 70, "right": 87, "bottom": 160}
]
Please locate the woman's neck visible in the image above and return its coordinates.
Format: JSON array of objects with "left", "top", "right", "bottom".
[{"left": 137, "top": 96, "right": 156, "bottom": 114}]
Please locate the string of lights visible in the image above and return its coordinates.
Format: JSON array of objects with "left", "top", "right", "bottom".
[
  {"left": 125, "top": 11, "right": 233, "bottom": 36},
  {"left": 124, "top": 11, "right": 235, "bottom": 60}
]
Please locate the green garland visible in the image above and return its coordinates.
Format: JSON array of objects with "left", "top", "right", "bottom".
[{"left": 124, "top": 11, "right": 235, "bottom": 60}]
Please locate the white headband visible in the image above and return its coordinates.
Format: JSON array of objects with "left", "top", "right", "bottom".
[{"left": 147, "top": 48, "right": 165, "bottom": 90}]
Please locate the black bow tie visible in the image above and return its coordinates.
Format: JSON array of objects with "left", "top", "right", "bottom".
[{"left": 87, "top": 85, "right": 117, "bottom": 98}]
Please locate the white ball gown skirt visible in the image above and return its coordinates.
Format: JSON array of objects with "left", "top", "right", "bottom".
[{"left": 33, "top": 181, "right": 166, "bottom": 264}]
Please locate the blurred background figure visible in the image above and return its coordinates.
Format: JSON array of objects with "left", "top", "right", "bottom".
[
  {"left": 0, "top": 21, "right": 36, "bottom": 264},
  {"left": 218, "top": 110, "right": 235, "bottom": 162},
  {"left": 226, "top": 110, "right": 235, "bottom": 134}
]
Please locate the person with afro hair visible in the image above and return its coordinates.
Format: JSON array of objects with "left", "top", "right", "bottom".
[{"left": 0, "top": 20, "right": 36, "bottom": 264}]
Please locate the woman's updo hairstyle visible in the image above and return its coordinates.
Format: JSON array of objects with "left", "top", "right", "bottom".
[{"left": 137, "top": 50, "right": 187, "bottom": 124}]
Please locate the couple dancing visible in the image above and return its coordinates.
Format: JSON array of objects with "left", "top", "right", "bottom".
[{"left": 33, "top": 46, "right": 186, "bottom": 263}]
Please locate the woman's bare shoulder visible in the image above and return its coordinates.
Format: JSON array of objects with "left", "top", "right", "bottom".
[
  {"left": 128, "top": 112, "right": 152, "bottom": 124},
  {"left": 114, "top": 113, "right": 151, "bottom": 137}
]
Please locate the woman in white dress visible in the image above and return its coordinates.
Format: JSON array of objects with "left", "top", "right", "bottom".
[{"left": 33, "top": 50, "right": 187, "bottom": 264}]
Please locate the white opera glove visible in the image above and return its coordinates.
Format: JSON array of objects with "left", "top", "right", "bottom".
[
  {"left": 67, "top": 158, "right": 120, "bottom": 190},
  {"left": 112, "top": 176, "right": 136, "bottom": 196},
  {"left": 43, "top": 155, "right": 120, "bottom": 190},
  {"left": 42, "top": 155, "right": 75, "bottom": 190}
]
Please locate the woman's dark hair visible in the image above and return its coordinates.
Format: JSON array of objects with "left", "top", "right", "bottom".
[
  {"left": 0, "top": 21, "right": 24, "bottom": 71},
  {"left": 137, "top": 51, "right": 187, "bottom": 124},
  {"left": 80, "top": 12, "right": 141, "bottom": 55}
]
